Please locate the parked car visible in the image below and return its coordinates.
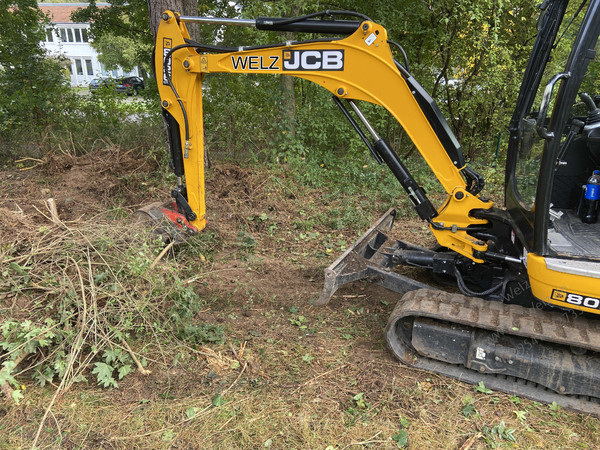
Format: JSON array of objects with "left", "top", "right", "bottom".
[
  {"left": 121, "top": 76, "right": 145, "bottom": 95},
  {"left": 89, "top": 77, "right": 145, "bottom": 96}
]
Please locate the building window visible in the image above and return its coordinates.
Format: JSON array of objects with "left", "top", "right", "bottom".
[
  {"left": 46, "top": 29, "right": 54, "bottom": 42},
  {"left": 60, "top": 28, "right": 67, "bottom": 41},
  {"left": 81, "top": 29, "right": 89, "bottom": 42},
  {"left": 75, "top": 59, "right": 83, "bottom": 75},
  {"left": 85, "top": 59, "right": 93, "bottom": 76},
  {"left": 67, "top": 28, "right": 74, "bottom": 42},
  {"left": 74, "top": 29, "right": 81, "bottom": 43}
]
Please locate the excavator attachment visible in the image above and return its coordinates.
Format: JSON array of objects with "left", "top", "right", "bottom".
[
  {"left": 321, "top": 211, "right": 600, "bottom": 415},
  {"left": 316, "top": 208, "right": 430, "bottom": 305},
  {"left": 135, "top": 200, "right": 199, "bottom": 244}
]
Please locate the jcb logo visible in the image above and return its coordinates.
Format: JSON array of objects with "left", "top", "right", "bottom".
[
  {"left": 552, "top": 289, "right": 600, "bottom": 310},
  {"left": 282, "top": 50, "right": 344, "bottom": 71}
]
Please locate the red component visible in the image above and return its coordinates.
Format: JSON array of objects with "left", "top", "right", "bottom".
[{"left": 160, "top": 201, "right": 199, "bottom": 235}]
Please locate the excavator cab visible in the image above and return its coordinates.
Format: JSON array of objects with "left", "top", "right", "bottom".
[{"left": 505, "top": 0, "right": 600, "bottom": 312}]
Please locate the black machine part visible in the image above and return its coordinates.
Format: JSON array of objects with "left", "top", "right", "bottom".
[
  {"left": 387, "top": 289, "right": 600, "bottom": 415},
  {"left": 412, "top": 317, "right": 600, "bottom": 398},
  {"left": 317, "top": 208, "right": 600, "bottom": 414}
]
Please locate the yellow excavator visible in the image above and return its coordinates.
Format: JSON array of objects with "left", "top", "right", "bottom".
[{"left": 152, "top": 1, "right": 600, "bottom": 414}]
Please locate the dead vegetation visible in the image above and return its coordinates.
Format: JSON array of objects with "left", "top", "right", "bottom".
[{"left": 1, "top": 149, "right": 599, "bottom": 448}]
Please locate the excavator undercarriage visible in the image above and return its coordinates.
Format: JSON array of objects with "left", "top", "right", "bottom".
[{"left": 317, "top": 208, "right": 600, "bottom": 415}]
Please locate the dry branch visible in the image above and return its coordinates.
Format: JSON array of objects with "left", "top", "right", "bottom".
[
  {"left": 149, "top": 240, "right": 175, "bottom": 270},
  {"left": 121, "top": 338, "right": 151, "bottom": 376},
  {"left": 45, "top": 198, "right": 60, "bottom": 224}
]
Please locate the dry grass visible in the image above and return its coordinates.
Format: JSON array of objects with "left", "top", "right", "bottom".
[{"left": 1, "top": 156, "right": 600, "bottom": 449}]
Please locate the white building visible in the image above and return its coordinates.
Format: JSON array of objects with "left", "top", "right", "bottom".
[{"left": 39, "top": 3, "right": 139, "bottom": 86}]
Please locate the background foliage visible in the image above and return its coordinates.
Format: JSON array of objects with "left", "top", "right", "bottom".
[
  {"left": 0, "top": 0, "right": 75, "bottom": 153},
  {"left": 1, "top": 0, "right": 541, "bottom": 165}
]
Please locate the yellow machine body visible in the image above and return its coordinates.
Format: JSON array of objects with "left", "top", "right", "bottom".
[{"left": 156, "top": 11, "right": 491, "bottom": 261}]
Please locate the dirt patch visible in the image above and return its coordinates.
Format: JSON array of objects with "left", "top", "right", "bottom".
[{"left": 0, "top": 147, "right": 158, "bottom": 223}]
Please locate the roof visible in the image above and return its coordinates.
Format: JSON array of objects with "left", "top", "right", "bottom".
[{"left": 38, "top": 3, "right": 109, "bottom": 24}]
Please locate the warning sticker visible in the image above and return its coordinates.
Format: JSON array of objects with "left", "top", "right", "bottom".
[
  {"left": 365, "top": 33, "right": 377, "bottom": 46},
  {"left": 200, "top": 56, "right": 208, "bottom": 72}
]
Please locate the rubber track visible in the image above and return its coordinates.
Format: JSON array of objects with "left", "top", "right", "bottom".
[{"left": 385, "top": 289, "right": 600, "bottom": 415}]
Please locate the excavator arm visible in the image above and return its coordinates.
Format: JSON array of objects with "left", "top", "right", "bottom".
[{"left": 155, "top": 10, "right": 493, "bottom": 260}]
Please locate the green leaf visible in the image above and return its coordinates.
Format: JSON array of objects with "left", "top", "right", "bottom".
[
  {"left": 11, "top": 389, "right": 24, "bottom": 404},
  {"left": 549, "top": 401, "right": 561, "bottom": 412},
  {"left": 302, "top": 353, "right": 314, "bottom": 364},
  {"left": 474, "top": 381, "right": 493, "bottom": 394},
  {"left": 212, "top": 393, "right": 226, "bottom": 407},
  {"left": 399, "top": 415, "right": 410, "bottom": 428},
  {"left": 353, "top": 393, "right": 368, "bottom": 410},
  {"left": 103, "top": 348, "right": 121, "bottom": 365},
  {"left": 92, "top": 362, "right": 117, "bottom": 388},
  {"left": 117, "top": 364, "right": 132, "bottom": 380},
  {"left": 514, "top": 410, "right": 527, "bottom": 422},
  {"left": 94, "top": 272, "right": 108, "bottom": 284},
  {"left": 462, "top": 404, "right": 477, "bottom": 418},
  {"left": 391, "top": 429, "right": 408, "bottom": 447},
  {"left": 509, "top": 395, "right": 521, "bottom": 405},
  {"left": 162, "top": 429, "right": 176, "bottom": 442},
  {"left": 9, "top": 262, "right": 29, "bottom": 275},
  {"left": 185, "top": 407, "right": 199, "bottom": 419},
  {"left": 0, "top": 362, "right": 18, "bottom": 387}
]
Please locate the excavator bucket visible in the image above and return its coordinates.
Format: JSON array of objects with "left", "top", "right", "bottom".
[{"left": 315, "top": 208, "right": 431, "bottom": 305}]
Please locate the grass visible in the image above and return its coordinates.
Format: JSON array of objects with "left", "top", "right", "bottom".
[{"left": 0, "top": 148, "right": 598, "bottom": 448}]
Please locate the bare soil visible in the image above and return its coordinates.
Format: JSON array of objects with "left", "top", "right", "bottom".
[{"left": 1, "top": 149, "right": 599, "bottom": 449}]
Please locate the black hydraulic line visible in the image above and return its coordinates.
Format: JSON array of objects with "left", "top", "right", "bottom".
[
  {"left": 462, "top": 166, "right": 485, "bottom": 195},
  {"left": 183, "top": 40, "right": 237, "bottom": 53},
  {"left": 184, "top": 37, "right": 342, "bottom": 54},
  {"left": 332, "top": 96, "right": 383, "bottom": 164},
  {"left": 256, "top": 17, "right": 361, "bottom": 35},
  {"left": 387, "top": 40, "right": 410, "bottom": 73},
  {"left": 163, "top": 43, "right": 199, "bottom": 151},
  {"left": 454, "top": 267, "right": 503, "bottom": 297},
  {"left": 257, "top": 9, "right": 370, "bottom": 26}
]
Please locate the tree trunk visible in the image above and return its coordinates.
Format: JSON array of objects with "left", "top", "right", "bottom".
[
  {"left": 147, "top": 0, "right": 198, "bottom": 40},
  {"left": 280, "top": 71, "right": 296, "bottom": 139}
]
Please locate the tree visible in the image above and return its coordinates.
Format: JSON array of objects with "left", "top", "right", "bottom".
[
  {"left": 91, "top": 34, "right": 150, "bottom": 73},
  {"left": 147, "top": 0, "right": 199, "bottom": 39},
  {"left": 0, "top": 0, "right": 73, "bottom": 154}
]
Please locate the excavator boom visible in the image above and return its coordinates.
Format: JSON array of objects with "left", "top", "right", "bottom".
[{"left": 155, "top": 11, "right": 492, "bottom": 261}]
